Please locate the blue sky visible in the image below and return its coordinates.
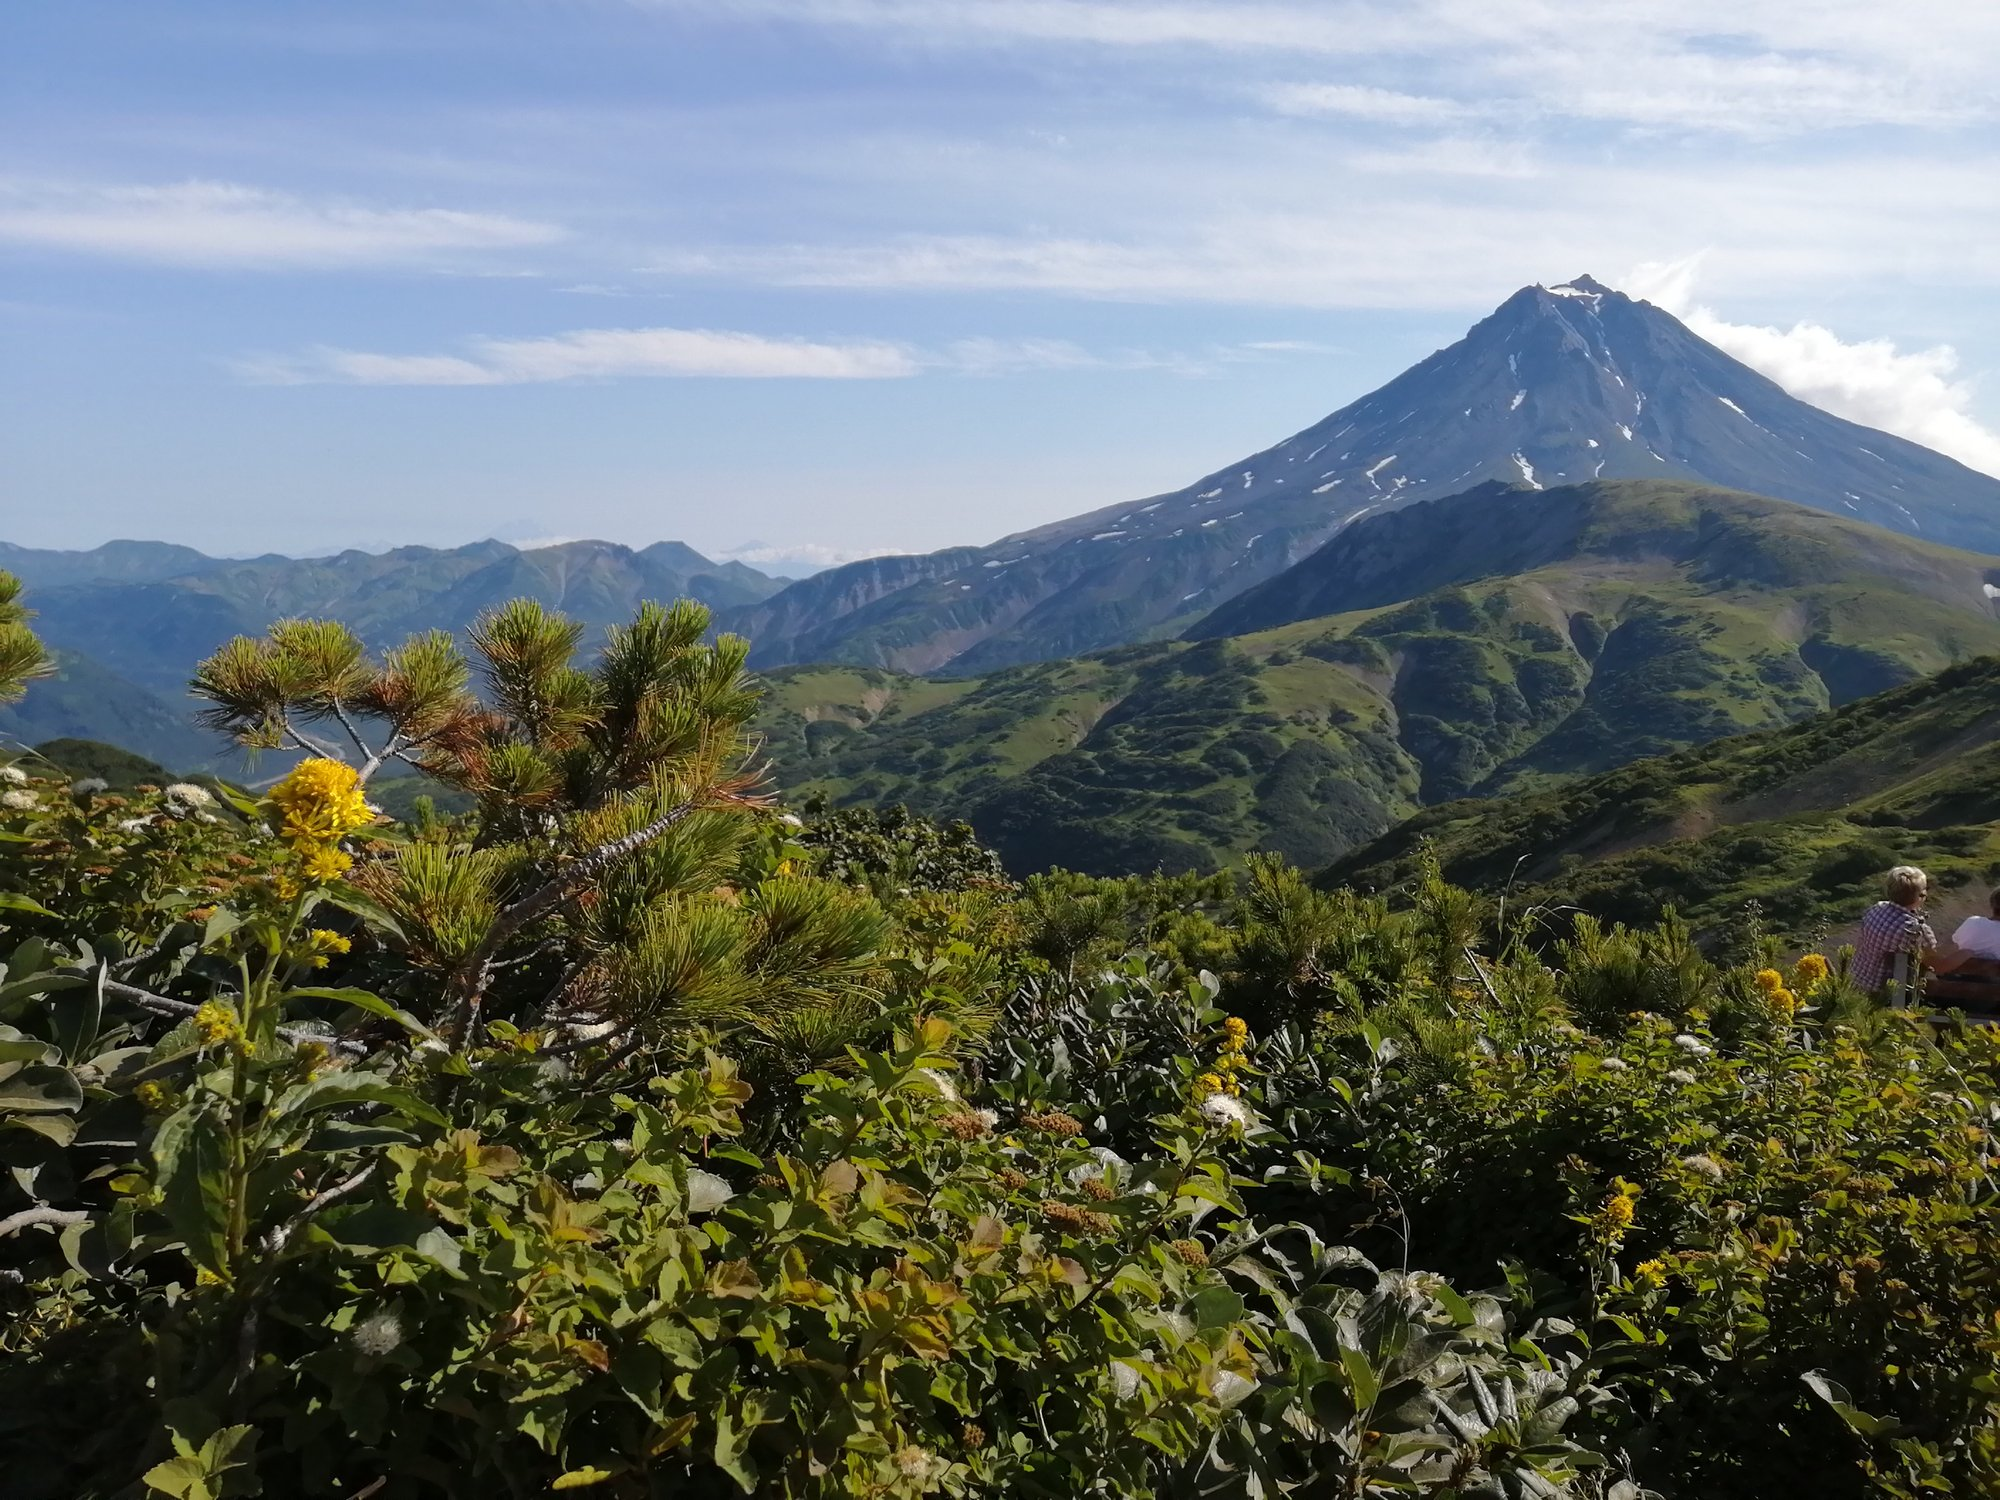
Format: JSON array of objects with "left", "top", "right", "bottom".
[{"left": 7, "top": 1, "right": 2000, "bottom": 572}]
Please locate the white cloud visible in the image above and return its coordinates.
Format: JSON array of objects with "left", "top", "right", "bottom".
[
  {"left": 239, "top": 326, "right": 1235, "bottom": 385},
  {"left": 716, "top": 540, "right": 905, "bottom": 574},
  {"left": 0, "top": 179, "right": 563, "bottom": 269},
  {"left": 1260, "top": 84, "right": 1470, "bottom": 125},
  {"left": 1632, "top": 255, "right": 2000, "bottom": 478},
  {"left": 656, "top": 0, "right": 2000, "bottom": 137},
  {"left": 242, "top": 325, "right": 923, "bottom": 384}
]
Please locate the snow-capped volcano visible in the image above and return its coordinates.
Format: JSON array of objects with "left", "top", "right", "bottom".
[{"left": 726, "top": 276, "right": 2000, "bottom": 674}]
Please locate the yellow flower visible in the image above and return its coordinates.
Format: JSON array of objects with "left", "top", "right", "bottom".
[
  {"left": 299, "top": 844, "right": 353, "bottom": 884},
  {"left": 1767, "top": 987, "right": 1798, "bottom": 1019},
  {"left": 1754, "top": 968, "right": 1785, "bottom": 993},
  {"left": 267, "top": 758, "right": 374, "bottom": 847},
  {"left": 303, "top": 928, "right": 352, "bottom": 966},
  {"left": 133, "top": 1079, "right": 175, "bottom": 1112},
  {"left": 1194, "top": 1072, "right": 1227, "bottom": 1098},
  {"left": 1589, "top": 1178, "right": 1640, "bottom": 1245},
  {"left": 1794, "top": 953, "right": 1829, "bottom": 986},
  {"left": 192, "top": 1000, "right": 241, "bottom": 1049},
  {"left": 1222, "top": 1016, "right": 1249, "bottom": 1045},
  {"left": 1633, "top": 1258, "right": 1667, "bottom": 1285}
]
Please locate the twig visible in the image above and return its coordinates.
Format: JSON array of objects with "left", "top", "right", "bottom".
[
  {"left": 261, "top": 1163, "right": 378, "bottom": 1257},
  {"left": 99, "top": 978, "right": 368, "bottom": 1057},
  {"left": 446, "top": 794, "right": 712, "bottom": 1046},
  {"left": 1462, "top": 945, "right": 1501, "bottom": 1006},
  {"left": 329, "top": 700, "right": 376, "bottom": 765},
  {"left": 0, "top": 1205, "right": 88, "bottom": 1239}
]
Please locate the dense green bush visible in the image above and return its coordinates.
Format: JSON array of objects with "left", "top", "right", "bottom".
[{"left": 3, "top": 580, "right": 1997, "bottom": 1498}]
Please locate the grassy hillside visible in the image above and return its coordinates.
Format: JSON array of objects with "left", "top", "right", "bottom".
[
  {"left": 758, "top": 490, "right": 2000, "bottom": 875},
  {"left": 1326, "top": 654, "right": 2000, "bottom": 939}
]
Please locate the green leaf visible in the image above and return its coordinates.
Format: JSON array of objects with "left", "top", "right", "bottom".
[
  {"left": 314, "top": 886, "right": 407, "bottom": 942},
  {"left": 1187, "top": 1286, "right": 1246, "bottom": 1330},
  {"left": 280, "top": 986, "right": 435, "bottom": 1039},
  {"left": 0, "top": 1061, "right": 84, "bottom": 1113},
  {"left": 0, "top": 892, "right": 55, "bottom": 918},
  {"left": 153, "top": 1104, "right": 231, "bottom": 1277},
  {"left": 50, "top": 963, "right": 105, "bottom": 1060},
  {"left": 269, "top": 1072, "right": 448, "bottom": 1129},
  {"left": 0, "top": 971, "right": 84, "bottom": 1009},
  {"left": 1338, "top": 1345, "right": 1382, "bottom": 1411}
]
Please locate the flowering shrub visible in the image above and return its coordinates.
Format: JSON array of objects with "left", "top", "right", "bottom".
[{"left": 2, "top": 582, "right": 1995, "bottom": 1497}]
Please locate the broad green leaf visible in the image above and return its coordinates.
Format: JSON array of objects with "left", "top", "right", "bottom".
[
  {"left": 553, "top": 1470, "right": 619, "bottom": 1490},
  {"left": 280, "top": 986, "right": 435, "bottom": 1039},
  {"left": 0, "top": 892, "right": 55, "bottom": 918},
  {"left": 269, "top": 1072, "right": 448, "bottom": 1128},
  {"left": 0, "top": 1061, "right": 83, "bottom": 1113},
  {"left": 153, "top": 1104, "right": 231, "bottom": 1276},
  {"left": 50, "top": 963, "right": 105, "bottom": 1060}
]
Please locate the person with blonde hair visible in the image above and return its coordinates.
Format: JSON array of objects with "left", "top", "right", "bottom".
[{"left": 1851, "top": 865, "right": 1938, "bottom": 995}]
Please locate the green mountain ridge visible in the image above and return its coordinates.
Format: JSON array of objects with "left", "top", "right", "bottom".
[
  {"left": 758, "top": 481, "right": 2000, "bottom": 874},
  {"left": 1326, "top": 653, "right": 2000, "bottom": 940}
]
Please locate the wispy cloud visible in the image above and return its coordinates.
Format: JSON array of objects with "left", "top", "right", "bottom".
[
  {"left": 0, "top": 179, "right": 562, "bottom": 269},
  {"left": 1632, "top": 255, "right": 2000, "bottom": 478},
  {"left": 1260, "top": 83, "right": 1471, "bottom": 125},
  {"left": 238, "top": 326, "right": 1235, "bottom": 385},
  {"left": 650, "top": 0, "right": 1999, "bottom": 138},
  {"left": 239, "top": 325, "right": 923, "bottom": 384}
]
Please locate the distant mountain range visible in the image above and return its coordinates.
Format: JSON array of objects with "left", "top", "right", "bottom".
[
  {"left": 722, "top": 275, "right": 2000, "bottom": 674},
  {"left": 758, "top": 480, "right": 2000, "bottom": 874},
  {"left": 0, "top": 538, "right": 784, "bottom": 762}
]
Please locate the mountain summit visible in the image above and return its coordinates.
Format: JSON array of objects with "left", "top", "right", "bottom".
[{"left": 726, "top": 277, "right": 2000, "bottom": 674}]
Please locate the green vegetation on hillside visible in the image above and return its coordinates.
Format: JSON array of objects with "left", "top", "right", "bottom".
[
  {"left": 9, "top": 579, "right": 2000, "bottom": 1496},
  {"left": 762, "top": 486, "right": 2000, "bottom": 874},
  {"left": 1329, "top": 653, "right": 2000, "bottom": 938}
]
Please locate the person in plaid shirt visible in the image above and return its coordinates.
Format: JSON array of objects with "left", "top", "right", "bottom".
[{"left": 1851, "top": 865, "right": 1937, "bottom": 994}]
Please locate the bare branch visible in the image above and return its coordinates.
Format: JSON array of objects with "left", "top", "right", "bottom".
[
  {"left": 0, "top": 1206, "right": 88, "bottom": 1239},
  {"left": 100, "top": 978, "right": 368, "bottom": 1057},
  {"left": 329, "top": 700, "right": 378, "bottom": 765},
  {"left": 261, "top": 1163, "right": 378, "bottom": 1257}
]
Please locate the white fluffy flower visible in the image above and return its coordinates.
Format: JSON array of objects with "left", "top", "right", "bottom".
[
  {"left": 778, "top": 812, "right": 804, "bottom": 828},
  {"left": 974, "top": 1108, "right": 1000, "bottom": 1130},
  {"left": 1199, "top": 1093, "right": 1254, "bottom": 1129},
  {"left": 116, "top": 816, "right": 152, "bottom": 832},
  {"left": 916, "top": 1067, "right": 959, "bottom": 1103},
  {"left": 0, "top": 790, "right": 35, "bottom": 811},
  {"left": 350, "top": 1310, "right": 404, "bottom": 1357},
  {"left": 71, "top": 778, "right": 107, "bottom": 795},
  {"left": 0, "top": 764, "right": 26, "bottom": 785},
  {"left": 1672, "top": 1034, "right": 1712, "bottom": 1058},
  {"left": 685, "top": 1168, "right": 735, "bottom": 1214},
  {"left": 1068, "top": 1146, "right": 1128, "bottom": 1188},
  {"left": 165, "top": 782, "right": 214, "bottom": 807},
  {"left": 1598, "top": 1057, "right": 1630, "bottom": 1073},
  {"left": 1678, "top": 1153, "right": 1726, "bottom": 1182},
  {"left": 1664, "top": 1068, "right": 1697, "bottom": 1085}
]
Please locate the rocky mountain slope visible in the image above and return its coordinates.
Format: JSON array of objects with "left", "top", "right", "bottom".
[
  {"left": 757, "top": 481, "right": 2000, "bottom": 874},
  {"left": 725, "top": 276, "right": 2000, "bottom": 675},
  {"left": 1326, "top": 653, "right": 2000, "bottom": 942}
]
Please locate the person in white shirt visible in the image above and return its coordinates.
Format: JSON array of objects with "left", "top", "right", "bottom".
[{"left": 1952, "top": 890, "right": 2000, "bottom": 960}]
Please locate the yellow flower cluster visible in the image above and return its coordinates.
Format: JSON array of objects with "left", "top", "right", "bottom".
[
  {"left": 1794, "top": 952, "right": 1829, "bottom": 986},
  {"left": 1589, "top": 1177, "right": 1641, "bottom": 1246},
  {"left": 1755, "top": 967, "right": 1798, "bottom": 1020},
  {"left": 303, "top": 927, "right": 352, "bottom": 969},
  {"left": 267, "top": 758, "right": 373, "bottom": 885},
  {"left": 193, "top": 999, "right": 242, "bottom": 1050},
  {"left": 1197, "top": 1015, "right": 1252, "bottom": 1099}
]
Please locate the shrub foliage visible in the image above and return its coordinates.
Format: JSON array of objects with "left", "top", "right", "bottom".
[{"left": 1, "top": 577, "right": 1995, "bottom": 1499}]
